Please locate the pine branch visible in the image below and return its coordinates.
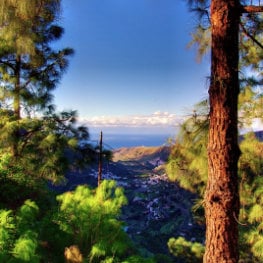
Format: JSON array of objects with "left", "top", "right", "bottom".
[
  {"left": 240, "top": 22, "right": 263, "bottom": 50},
  {"left": 0, "top": 59, "right": 16, "bottom": 71},
  {"left": 241, "top": 5, "right": 263, "bottom": 13},
  {"left": 19, "top": 126, "right": 43, "bottom": 154}
]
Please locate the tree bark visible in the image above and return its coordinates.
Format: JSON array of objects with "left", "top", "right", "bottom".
[
  {"left": 204, "top": 1, "right": 241, "bottom": 262},
  {"left": 98, "top": 131, "right": 103, "bottom": 186},
  {"left": 12, "top": 55, "right": 22, "bottom": 157},
  {"left": 242, "top": 5, "right": 263, "bottom": 13},
  {"left": 14, "top": 55, "right": 21, "bottom": 120}
]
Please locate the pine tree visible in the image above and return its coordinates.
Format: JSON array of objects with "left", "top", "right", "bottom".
[
  {"left": 167, "top": 111, "right": 263, "bottom": 261},
  {"left": 0, "top": 0, "right": 74, "bottom": 158},
  {"left": 166, "top": 100, "right": 209, "bottom": 196},
  {"left": 0, "top": 1, "right": 60, "bottom": 55},
  {"left": 185, "top": 1, "right": 263, "bottom": 261},
  {"left": 56, "top": 180, "right": 154, "bottom": 263},
  {"left": 0, "top": 1, "right": 93, "bottom": 202},
  {"left": 0, "top": 1, "right": 73, "bottom": 119}
]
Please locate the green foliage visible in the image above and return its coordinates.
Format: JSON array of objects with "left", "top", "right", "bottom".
[
  {"left": 167, "top": 236, "right": 204, "bottom": 263},
  {"left": 0, "top": 108, "right": 93, "bottom": 198},
  {"left": 0, "top": 200, "right": 40, "bottom": 262},
  {"left": 0, "top": 182, "right": 151, "bottom": 262},
  {"left": 238, "top": 134, "right": 263, "bottom": 261},
  {"left": 12, "top": 231, "right": 39, "bottom": 262},
  {"left": 0, "top": 0, "right": 59, "bottom": 55},
  {"left": 166, "top": 100, "right": 209, "bottom": 196},
  {"left": 0, "top": 0, "right": 68, "bottom": 120},
  {"left": 17, "top": 200, "right": 39, "bottom": 231},
  {"left": 239, "top": 79, "right": 263, "bottom": 127},
  {"left": 0, "top": 152, "right": 49, "bottom": 209},
  {"left": 122, "top": 255, "right": 155, "bottom": 263},
  {"left": 0, "top": 1, "right": 139, "bottom": 262},
  {"left": 56, "top": 180, "right": 136, "bottom": 262},
  {"left": 0, "top": 0, "right": 79, "bottom": 173},
  {"left": 188, "top": 25, "right": 210, "bottom": 62},
  {"left": 166, "top": 102, "right": 263, "bottom": 261},
  {"left": 0, "top": 0, "right": 97, "bottom": 230},
  {"left": 0, "top": 210, "right": 15, "bottom": 251}
]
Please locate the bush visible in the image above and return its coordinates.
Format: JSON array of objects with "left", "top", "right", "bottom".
[{"left": 168, "top": 237, "right": 204, "bottom": 263}]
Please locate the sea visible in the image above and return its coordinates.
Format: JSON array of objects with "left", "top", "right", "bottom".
[{"left": 90, "top": 133, "right": 175, "bottom": 149}]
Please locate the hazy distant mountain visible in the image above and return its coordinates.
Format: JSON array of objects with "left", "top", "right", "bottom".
[{"left": 113, "top": 145, "right": 170, "bottom": 163}]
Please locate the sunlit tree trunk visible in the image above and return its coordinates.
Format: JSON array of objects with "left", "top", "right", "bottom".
[{"left": 204, "top": 1, "right": 240, "bottom": 262}]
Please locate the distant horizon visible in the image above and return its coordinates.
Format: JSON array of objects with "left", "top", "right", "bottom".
[
  {"left": 85, "top": 120, "right": 263, "bottom": 149},
  {"left": 78, "top": 111, "right": 183, "bottom": 136},
  {"left": 88, "top": 127, "right": 179, "bottom": 136},
  {"left": 89, "top": 132, "right": 175, "bottom": 149}
]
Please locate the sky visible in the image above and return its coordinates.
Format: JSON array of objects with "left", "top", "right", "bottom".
[{"left": 53, "top": 0, "right": 210, "bottom": 135}]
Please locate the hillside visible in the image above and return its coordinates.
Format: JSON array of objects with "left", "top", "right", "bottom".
[
  {"left": 110, "top": 146, "right": 203, "bottom": 258},
  {"left": 113, "top": 145, "right": 170, "bottom": 163},
  {"left": 50, "top": 132, "right": 262, "bottom": 260},
  {"left": 53, "top": 145, "right": 203, "bottom": 260}
]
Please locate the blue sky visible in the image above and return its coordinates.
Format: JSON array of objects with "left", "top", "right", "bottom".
[{"left": 54, "top": 0, "right": 210, "bottom": 134}]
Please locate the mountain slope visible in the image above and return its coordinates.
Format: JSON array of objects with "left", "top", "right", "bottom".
[{"left": 113, "top": 146, "right": 170, "bottom": 162}]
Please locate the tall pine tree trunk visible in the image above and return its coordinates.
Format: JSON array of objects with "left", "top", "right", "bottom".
[
  {"left": 204, "top": 1, "right": 241, "bottom": 262},
  {"left": 12, "top": 55, "right": 21, "bottom": 156},
  {"left": 14, "top": 55, "right": 21, "bottom": 120}
]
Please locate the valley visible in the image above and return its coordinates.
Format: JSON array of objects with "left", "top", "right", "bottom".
[{"left": 58, "top": 146, "right": 205, "bottom": 259}]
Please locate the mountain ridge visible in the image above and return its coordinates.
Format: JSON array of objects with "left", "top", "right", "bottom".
[{"left": 113, "top": 145, "right": 171, "bottom": 162}]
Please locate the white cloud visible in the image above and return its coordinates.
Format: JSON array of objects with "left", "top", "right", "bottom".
[
  {"left": 241, "top": 118, "right": 263, "bottom": 134},
  {"left": 251, "top": 118, "right": 263, "bottom": 131},
  {"left": 78, "top": 112, "right": 184, "bottom": 129}
]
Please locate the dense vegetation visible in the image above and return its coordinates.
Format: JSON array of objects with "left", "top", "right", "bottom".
[
  {"left": 166, "top": 103, "right": 263, "bottom": 262},
  {"left": 0, "top": 1, "right": 149, "bottom": 262},
  {"left": 0, "top": 1, "right": 172, "bottom": 262}
]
